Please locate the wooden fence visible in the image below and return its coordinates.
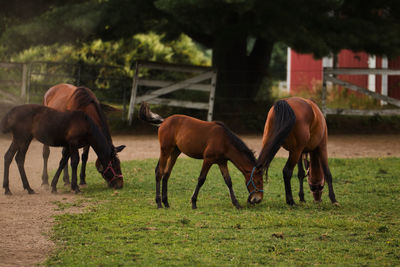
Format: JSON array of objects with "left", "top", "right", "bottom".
[
  {"left": 127, "top": 61, "right": 217, "bottom": 125},
  {"left": 322, "top": 67, "right": 400, "bottom": 116},
  {"left": 0, "top": 62, "right": 28, "bottom": 99}
]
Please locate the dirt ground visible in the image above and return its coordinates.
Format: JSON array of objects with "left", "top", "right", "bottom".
[{"left": 0, "top": 133, "right": 399, "bottom": 266}]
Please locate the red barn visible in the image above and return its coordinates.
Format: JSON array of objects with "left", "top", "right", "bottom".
[{"left": 286, "top": 48, "right": 400, "bottom": 100}]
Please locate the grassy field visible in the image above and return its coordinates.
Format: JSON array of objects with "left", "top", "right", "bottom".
[{"left": 46, "top": 157, "right": 400, "bottom": 266}]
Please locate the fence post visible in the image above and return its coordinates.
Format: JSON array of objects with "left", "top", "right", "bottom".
[
  {"left": 20, "top": 63, "right": 28, "bottom": 99},
  {"left": 207, "top": 70, "right": 217, "bottom": 121},
  {"left": 128, "top": 62, "right": 139, "bottom": 125},
  {"left": 322, "top": 67, "right": 327, "bottom": 117}
]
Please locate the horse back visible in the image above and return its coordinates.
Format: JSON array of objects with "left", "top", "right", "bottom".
[
  {"left": 284, "top": 97, "right": 327, "bottom": 151},
  {"left": 159, "top": 115, "right": 228, "bottom": 159},
  {"left": 44, "top": 83, "right": 78, "bottom": 111},
  {"left": 44, "top": 83, "right": 106, "bottom": 131}
]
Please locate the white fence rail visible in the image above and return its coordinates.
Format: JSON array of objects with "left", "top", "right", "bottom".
[{"left": 322, "top": 67, "right": 400, "bottom": 116}]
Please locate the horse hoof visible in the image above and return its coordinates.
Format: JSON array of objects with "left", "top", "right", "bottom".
[
  {"left": 333, "top": 201, "right": 340, "bottom": 206},
  {"left": 51, "top": 189, "right": 57, "bottom": 194},
  {"left": 287, "top": 200, "right": 295, "bottom": 206},
  {"left": 73, "top": 189, "right": 81, "bottom": 194},
  {"left": 192, "top": 205, "right": 197, "bottom": 210},
  {"left": 79, "top": 183, "right": 88, "bottom": 188},
  {"left": 314, "top": 200, "right": 322, "bottom": 204},
  {"left": 27, "top": 189, "right": 35, "bottom": 194},
  {"left": 4, "top": 190, "right": 12, "bottom": 195},
  {"left": 64, "top": 182, "right": 70, "bottom": 187},
  {"left": 235, "top": 204, "right": 242, "bottom": 210}
]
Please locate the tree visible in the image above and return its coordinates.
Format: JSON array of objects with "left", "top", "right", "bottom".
[{"left": 2, "top": 0, "right": 400, "bottom": 105}]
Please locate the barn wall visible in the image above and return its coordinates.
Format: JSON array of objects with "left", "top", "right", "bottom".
[
  {"left": 388, "top": 57, "right": 400, "bottom": 100},
  {"left": 337, "top": 50, "right": 369, "bottom": 91},
  {"left": 289, "top": 49, "right": 400, "bottom": 100},
  {"left": 289, "top": 50, "right": 322, "bottom": 94}
]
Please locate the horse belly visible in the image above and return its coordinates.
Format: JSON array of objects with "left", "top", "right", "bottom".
[
  {"left": 32, "top": 121, "right": 69, "bottom": 147},
  {"left": 35, "top": 135, "right": 68, "bottom": 147},
  {"left": 176, "top": 139, "right": 206, "bottom": 159},
  {"left": 181, "top": 150, "right": 204, "bottom": 159}
]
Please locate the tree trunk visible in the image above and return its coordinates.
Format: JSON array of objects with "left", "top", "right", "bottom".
[{"left": 212, "top": 35, "right": 274, "bottom": 108}]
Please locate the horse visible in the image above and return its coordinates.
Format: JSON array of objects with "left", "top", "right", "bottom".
[
  {"left": 139, "top": 102, "right": 263, "bottom": 209},
  {"left": 42, "top": 83, "right": 115, "bottom": 187},
  {"left": 1, "top": 104, "right": 125, "bottom": 195},
  {"left": 256, "top": 97, "right": 338, "bottom": 205}
]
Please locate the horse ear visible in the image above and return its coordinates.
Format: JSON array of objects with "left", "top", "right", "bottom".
[{"left": 114, "top": 145, "right": 126, "bottom": 153}]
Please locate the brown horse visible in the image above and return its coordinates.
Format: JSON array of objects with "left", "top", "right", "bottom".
[
  {"left": 1, "top": 104, "right": 125, "bottom": 195},
  {"left": 139, "top": 103, "right": 263, "bottom": 209},
  {"left": 42, "top": 83, "right": 115, "bottom": 187},
  {"left": 256, "top": 97, "right": 338, "bottom": 205}
]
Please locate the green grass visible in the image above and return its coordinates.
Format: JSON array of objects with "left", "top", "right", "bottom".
[{"left": 46, "top": 157, "right": 400, "bottom": 266}]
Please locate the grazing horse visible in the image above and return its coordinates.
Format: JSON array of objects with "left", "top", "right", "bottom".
[
  {"left": 42, "top": 83, "right": 115, "bottom": 187},
  {"left": 1, "top": 104, "right": 125, "bottom": 195},
  {"left": 139, "top": 102, "right": 263, "bottom": 209},
  {"left": 256, "top": 97, "right": 338, "bottom": 205}
]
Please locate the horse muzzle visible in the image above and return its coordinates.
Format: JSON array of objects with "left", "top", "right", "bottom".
[
  {"left": 247, "top": 191, "right": 263, "bottom": 204},
  {"left": 109, "top": 176, "right": 123, "bottom": 189},
  {"left": 309, "top": 183, "right": 324, "bottom": 202}
]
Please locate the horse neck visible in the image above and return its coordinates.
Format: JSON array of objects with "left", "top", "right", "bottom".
[
  {"left": 87, "top": 119, "right": 111, "bottom": 166},
  {"left": 226, "top": 148, "right": 255, "bottom": 176},
  {"left": 86, "top": 103, "right": 113, "bottom": 144}
]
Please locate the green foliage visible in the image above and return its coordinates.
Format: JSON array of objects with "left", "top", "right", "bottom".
[
  {"left": 47, "top": 157, "right": 400, "bottom": 266},
  {"left": 11, "top": 33, "right": 210, "bottom": 71},
  {"left": 5, "top": 32, "right": 210, "bottom": 105}
]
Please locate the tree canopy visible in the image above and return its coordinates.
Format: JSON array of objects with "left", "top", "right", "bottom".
[{"left": 1, "top": 0, "right": 400, "bottom": 104}]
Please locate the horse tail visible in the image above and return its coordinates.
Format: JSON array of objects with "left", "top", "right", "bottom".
[
  {"left": 139, "top": 102, "right": 164, "bottom": 127},
  {"left": 256, "top": 99, "right": 296, "bottom": 171},
  {"left": 0, "top": 108, "right": 13, "bottom": 133},
  {"left": 100, "top": 103, "right": 118, "bottom": 114}
]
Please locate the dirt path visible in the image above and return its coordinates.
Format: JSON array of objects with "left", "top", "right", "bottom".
[{"left": 0, "top": 134, "right": 399, "bottom": 266}]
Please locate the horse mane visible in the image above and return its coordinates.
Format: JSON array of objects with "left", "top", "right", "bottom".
[
  {"left": 214, "top": 121, "right": 257, "bottom": 165},
  {"left": 71, "top": 87, "right": 112, "bottom": 143},
  {"left": 83, "top": 111, "right": 112, "bottom": 158}
]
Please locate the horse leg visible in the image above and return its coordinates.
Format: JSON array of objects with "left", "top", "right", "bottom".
[
  {"left": 79, "top": 145, "right": 90, "bottom": 186},
  {"left": 319, "top": 146, "right": 338, "bottom": 204},
  {"left": 218, "top": 161, "right": 241, "bottom": 209},
  {"left": 62, "top": 159, "right": 70, "bottom": 186},
  {"left": 161, "top": 148, "right": 180, "bottom": 208},
  {"left": 3, "top": 141, "right": 18, "bottom": 195},
  {"left": 51, "top": 148, "right": 70, "bottom": 193},
  {"left": 70, "top": 148, "right": 80, "bottom": 194},
  {"left": 155, "top": 159, "right": 163, "bottom": 208},
  {"left": 41, "top": 145, "right": 50, "bottom": 187},
  {"left": 191, "top": 160, "right": 212, "bottom": 209},
  {"left": 297, "top": 156, "right": 306, "bottom": 202},
  {"left": 14, "top": 139, "right": 35, "bottom": 194},
  {"left": 283, "top": 150, "right": 302, "bottom": 205}
]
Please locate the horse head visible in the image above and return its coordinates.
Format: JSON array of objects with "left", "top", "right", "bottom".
[
  {"left": 96, "top": 145, "right": 126, "bottom": 189},
  {"left": 307, "top": 164, "right": 325, "bottom": 203},
  {"left": 246, "top": 167, "right": 264, "bottom": 204}
]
